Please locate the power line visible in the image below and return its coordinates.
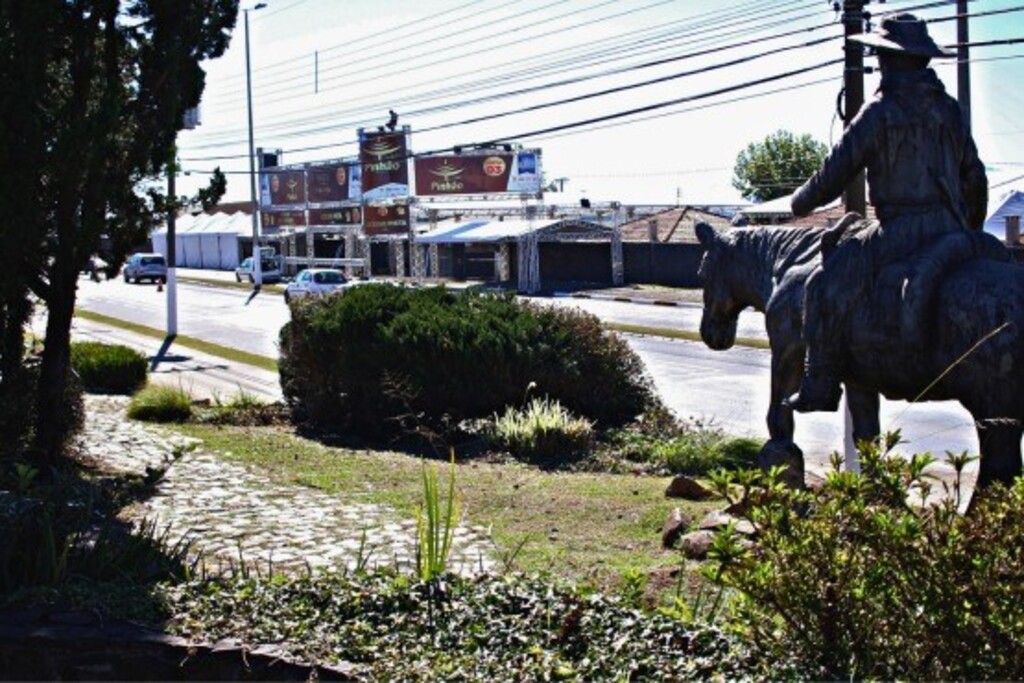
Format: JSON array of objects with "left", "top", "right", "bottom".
[
  {"left": 253, "top": 0, "right": 314, "bottom": 21},
  {"left": 186, "top": 18, "right": 841, "bottom": 153},
  {"left": 220, "top": 0, "right": 575, "bottom": 95},
  {"left": 183, "top": 2, "right": 835, "bottom": 153},
  {"left": 179, "top": 74, "right": 840, "bottom": 176},
  {"left": 205, "top": 1, "right": 829, "bottom": 125},
  {"left": 185, "top": 56, "right": 843, "bottom": 168},
  {"left": 214, "top": 0, "right": 818, "bottom": 108},
  {"left": 221, "top": 0, "right": 495, "bottom": 83}
]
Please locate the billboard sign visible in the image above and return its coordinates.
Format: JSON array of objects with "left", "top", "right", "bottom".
[
  {"left": 260, "top": 210, "right": 307, "bottom": 229},
  {"left": 307, "top": 162, "right": 361, "bottom": 203},
  {"left": 414, "top": 149, "right": 542, "bottom": 196},
  {"left": 359, "top": 130, "right": 409, "bottom": 202},
  {"left": 259, "top": 169, "right": 306, "bottom": 207},
  {"left": 363, "top": 202, "right": 410, "bottom": 236},
  {"left": 308, "top": 206, "right": 362, "bottom": 226}
]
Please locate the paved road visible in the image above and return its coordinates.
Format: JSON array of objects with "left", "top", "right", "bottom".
[
  {"left": 72, "top": 273, "right": 981, "bottom": 469},
  {"left": 544, "top": 294, "right": 768, "bottom": 342}
]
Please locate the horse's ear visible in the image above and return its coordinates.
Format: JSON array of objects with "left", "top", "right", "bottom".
[{"left": 695, "top": 222, "right": 718, "bottom": 247}]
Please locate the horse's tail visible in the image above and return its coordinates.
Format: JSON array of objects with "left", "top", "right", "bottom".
[{"left": 901, "top": 231, "right": 1012, "bottom": 343}]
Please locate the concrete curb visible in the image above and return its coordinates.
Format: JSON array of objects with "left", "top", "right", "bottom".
[{"left": 552, "top": 291, "right": 701, "bottom": 308}]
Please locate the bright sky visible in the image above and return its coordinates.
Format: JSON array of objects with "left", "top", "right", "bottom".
[{"left": 174, "top": 0, "right": 1024, "bottom": 209}]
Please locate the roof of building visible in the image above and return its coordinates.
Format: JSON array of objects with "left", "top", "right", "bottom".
[
  {"left": 782, "top": 203, "right": 878, "bottom": 228},
  {"left": 618, "top": 206, "right": 732, "bottom": 243}
]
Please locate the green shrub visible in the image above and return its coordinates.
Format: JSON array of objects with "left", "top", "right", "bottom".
[
  {"left": 279, "top": 285, "right": 658, "bottom": 439},
  {"left": 127, "top": 383, "right": 193, "bottom": 423},
  {"left": 70, "top": 341, "right": 147, "bottom": 394},
  {"left": 0, "top": 461, "right": 195, "bottom": 597},
  {"left": 711, "top": 436, "right": 761, "bottom": 470},
  {"left": 488, "top": 396, "right": 594, "bottom": 462},
  {"left": 655, "top": 432, "right": 724, "bottom": 475},
  {"left": 707, "top": 442, "right": 1024, "bottom": 680}
]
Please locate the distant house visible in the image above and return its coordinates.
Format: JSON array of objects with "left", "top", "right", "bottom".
[
  {"left": 618, "top": 205, "right": 732, "bottom": 243},
  {"left": 984, "top": 189, "right": 1024, "bottom": 245},
  {"left": 616, "top": 206, "right": 734, "bottom": 287}
]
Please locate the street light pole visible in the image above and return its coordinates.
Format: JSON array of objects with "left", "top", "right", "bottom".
[{"left": 245, "top": 3, "right": 267, "bottom": 289}]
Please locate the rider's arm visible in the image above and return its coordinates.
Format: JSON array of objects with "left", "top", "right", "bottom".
[
  {"left": 791, "top": 104, "right": 878, "bottom": 217},
  {"left": 960, "top": 128, "right": 988, "bottom": 231}
]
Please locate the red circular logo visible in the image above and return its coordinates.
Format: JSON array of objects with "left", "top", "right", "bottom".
[{"left": 483, "top": 156, "right": 506, "bottom": 177}]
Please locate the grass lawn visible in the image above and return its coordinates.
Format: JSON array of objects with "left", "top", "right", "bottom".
[{"left": 173, "top": 423, "right": 721, "bottom": 598}]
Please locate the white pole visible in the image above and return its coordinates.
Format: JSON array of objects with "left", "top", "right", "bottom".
[
  {"left": 843, "top": 393, "right": 860, "bottom": 474},
  {"left": 245, "top": 4, "right": 266, "bottom": 288}
]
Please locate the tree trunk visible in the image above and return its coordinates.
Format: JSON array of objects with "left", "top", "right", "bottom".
[
  {"left": 0, "top": 295, "right": 33, "bottom": 455},
  {"left": 33, "top": 262, "right": 77, "bottom": 466}
]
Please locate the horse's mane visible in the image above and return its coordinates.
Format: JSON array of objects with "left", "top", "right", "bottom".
[{"left": 732, "top": 224, "right": 825, "bottom": 281}]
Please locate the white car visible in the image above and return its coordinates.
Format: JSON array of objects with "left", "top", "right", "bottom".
[{"left": 283, "top": 268, "right": 351, "bottom": 303}]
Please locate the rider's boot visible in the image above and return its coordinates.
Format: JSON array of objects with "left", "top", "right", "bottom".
[
  {"left": 784, "top": 334, "right": 842, "bottom": 413},
  {"left": 785, "top": 367, "right": 842, "bottom": 413}
]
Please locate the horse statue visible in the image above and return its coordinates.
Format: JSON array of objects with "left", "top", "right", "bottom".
[{"left": 694, "top": 221, "right": 1023, "bottom": 504}]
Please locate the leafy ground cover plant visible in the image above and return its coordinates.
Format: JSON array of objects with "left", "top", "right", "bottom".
[
  {"left": 126, "top": 383, "right": 194, "bottom": 423},
  {"left": 70, "top": 341, "right": 147, "bottom": 394},
  {"left": 162, "top": 570, "right": 766, "bottom": 681},
  {"left": 705, "top": 438, "right": 1024, "bottom": 681}
]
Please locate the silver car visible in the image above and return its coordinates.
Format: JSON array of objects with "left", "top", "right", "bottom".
[
  {"left": 283, "top": 268, "right": 351, "bottom": 303},
  {"left": 122, "top": 252, "right": 167, "bottom": 284}
]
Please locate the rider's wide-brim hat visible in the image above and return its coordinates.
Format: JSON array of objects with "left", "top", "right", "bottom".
[{"left": 849, "top": 13, "right": 954, "bottom": 58}]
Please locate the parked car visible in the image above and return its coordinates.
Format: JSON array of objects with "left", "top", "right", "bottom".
[
  {"left": 235, "top": 256, "right": 282, "bottom": 283},
  {"left": 283, "top": 268, "right": 351, "bottom": 303},
  {"left": 122, "top": 252, "right": 167, "bottom": 284}
]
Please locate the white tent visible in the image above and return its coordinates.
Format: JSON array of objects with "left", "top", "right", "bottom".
[
  {"left": 151, "top": 212, "right": 252, "bottom": 269},
  {"left": 416, "top": 218, "right": 559, "bottom": 244}
]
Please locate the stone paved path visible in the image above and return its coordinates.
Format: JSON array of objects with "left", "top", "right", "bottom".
[{"left": 78, "top": 396, "right": 495, "bottom": 576}]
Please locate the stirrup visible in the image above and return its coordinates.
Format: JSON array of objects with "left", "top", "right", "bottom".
[{"left": 784, "top": 376, "right": 842, "bottom": 413}]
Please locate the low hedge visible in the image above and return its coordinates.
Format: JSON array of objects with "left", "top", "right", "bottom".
[
  {"left": 279, "top": 285, "right": 658, "bottom": 439},
  {"left": 70, "top": 341, "right": 147, "bottom": 395}
]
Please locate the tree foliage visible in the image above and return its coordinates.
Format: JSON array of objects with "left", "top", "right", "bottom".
[
  {"left": 0, "top": 0, "right": 238, "bottom": 465},
  {"left": 732, "top": 130, "right": 828, "bottom": 203}
]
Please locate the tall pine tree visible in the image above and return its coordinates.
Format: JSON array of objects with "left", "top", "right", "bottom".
[{"left": 0, "top": 0, "right": 238, "bottom": 464}]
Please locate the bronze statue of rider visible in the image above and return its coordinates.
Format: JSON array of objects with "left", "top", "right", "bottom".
[{"left": 785, "top": 13, "right": 988, "bottom": 413}]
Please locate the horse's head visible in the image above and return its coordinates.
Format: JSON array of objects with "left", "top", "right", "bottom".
[{"left": 696, "top": 222, "right": 743, "bottom": 350}]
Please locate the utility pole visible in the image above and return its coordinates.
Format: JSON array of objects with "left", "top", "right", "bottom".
[
  {"left": 843, "top": 0, "right": 866, "bottom": 216},
  {"left": 245, "top": 4, "right": 267, "bottom": 289},
  {"left": 841, "top": 0, "right": 866, "bottom": 473},
  {"left": 166, "top": 146, "right": 177, "bottom": 336},
  {"left": 957, "top": 0, "right": 971, "bottom": 129}
]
